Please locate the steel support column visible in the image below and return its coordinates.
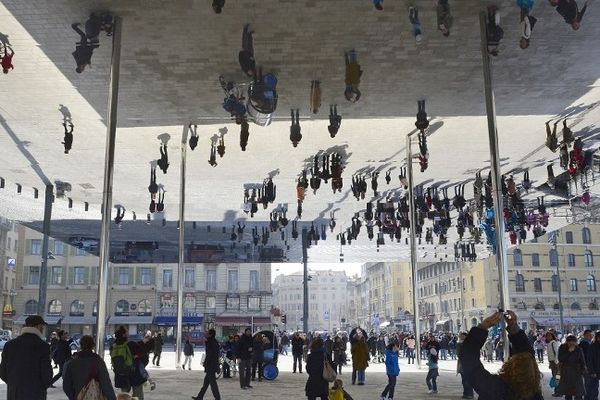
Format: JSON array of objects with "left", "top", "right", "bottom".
[
  {"left": 406, "top": 132, "right": 421, "bottom": 368},
  {"left": 175, "top": 123, "right": 189, "bottom": 368},
  {"left": 302, "top": 228, "right": 309, "bottom": 333},
  {"left": 37, "top": 184, "right": 54, "bottom": 318},
  {"left": 479, "top": 11, "right": 510, "bottom": 360},
  {"left": 95, "top": 16, "right": 122, "bottom": 357}
]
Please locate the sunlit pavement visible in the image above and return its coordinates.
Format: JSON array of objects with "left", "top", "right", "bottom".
[{"left": 0, "top": 349, "right": 558, "bottom": 399}]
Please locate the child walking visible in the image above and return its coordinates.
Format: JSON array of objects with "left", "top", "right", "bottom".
[
  {"left": 380, "top": 343, "right": 400, "bottom": 400},
  {"left": 426, "top": 348, "right": 439, "bottom": 394},
  {"left": 329, "top": 379, "right": 354, "bottom": 400}
]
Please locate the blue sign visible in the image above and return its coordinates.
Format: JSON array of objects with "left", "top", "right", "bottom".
[{"left": 6, "top": 258, "right": 15, "bottom": 270}]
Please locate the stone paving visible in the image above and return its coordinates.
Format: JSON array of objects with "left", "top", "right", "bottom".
[{"left": 0, "top": 349, "right": 559, "bottom": 399}]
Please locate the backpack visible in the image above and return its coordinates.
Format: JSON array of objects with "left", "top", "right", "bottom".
[
  {"left": 77, "top": 378, "right": 106, "bottom": 400},
  {"left": 110, "top": 342, "right": 133, "bottom": 376}
]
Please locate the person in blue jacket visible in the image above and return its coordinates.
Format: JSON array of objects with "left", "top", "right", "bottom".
[
  {"left": 460, "top": 310, "right": 543, "bottom": 400},
  {"left": 380, "top": 343, "right": 400, "bottom": 400}
]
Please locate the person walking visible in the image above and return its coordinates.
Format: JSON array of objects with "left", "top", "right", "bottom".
[
  {"left": 110, "top": 326, "right": 147, "bottom": 400},
  {"left": 50, "top": 329, "right": 73, "bottom": 387},
  {"left": 456, "top": 332, "right": 474, "bottom": 399},
  {"left": 292, "top": 331, "right": 305, "bottom": 373},
  {"left": 556, "top": 335, "right": 587, "bottom": 400},
  {"left": 406, "top": 335, "right": 416, "bottom": 364},
  {"left": 290, "top": 109, "right": 302, "bottom": 147},
  {"left": 192, "top": 329, "right": 221, "bottom": 400},
  {"left": 310, "top": 80, "right": 322, "bottom": 114},
  {"left": 0, "top": 315, "right": 53, "bottom": 400},
  {"left": 546, "top": 331, "right": 561, "bottom": 397},
  {"left": 486, "top": 4, "right": 504, "bottom": 56},
  {"left": 71, "top": 23, "right": 99, "bottom": 73},
  {"left": 251, "top": 333, "right": 265, "bottom": 381},
  {"left": 409, "top": 6, "right": 423, "bottom": 42},
  {"left": 436, "top": 0, "right": 453, "bottom": 36},
  {"left": 587, "top": 331, "right": 600, "bottom": 400},
  {"left": 62, "top": 335, "right": 116, "bottom": 400},
  {"left": 580, "top": 330, "right": 596, "bottom": 400},
  {"left": 380, "top": 342, "right": 400, "bottom": 400},
  {"left": 333, "top": 336, "right": 346, "bottom": 374},
  {"left": 549, "top": 0, "right": 588, "bottom": 30},
  {"left": 237, "top": 327, "right": 254, "bottom": 389},
  {"left": 328, "top": 104, "right": 342, "bottom": 138},
  {"left": 183, "top": 339, "right": 194, "bottom": 370},
  {"left": 152, "top": 333, "right": 163, "bottom": 366},
  {"left": 305, "top": 338, "right": 329, "bottom": 400},
  {"left": 426, "top": 348, "right": 439, "bottom": 394},
  {"left": 534, "top": 336, "right": 546, "bottom": 363},
  {"left": 460, "top": 310, "right": 544, "bottom": 400},
  {"left": 1, "top": 43, "right": 14, "bottom": 74},
  {"left": 351, "top": 334, "right": 369, "bottom": 385}
]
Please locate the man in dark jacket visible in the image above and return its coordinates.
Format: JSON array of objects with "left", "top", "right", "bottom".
[
  {"left": 0, "top": 315, "right": 53, "bottom": 400},
  {"left": 50, "top": 329, "right": 73, "bottom": 386},
  {"left": 580, "top": 329, "right": 596, "bottom": 400},
  {"left": 152, "top": 333, "right": 163, "bottom": 366},
  {"left": 549, "top": 0, "right": 588, "bottom": 30},
  {"left": 460, "top": 311, "right": 543, "bottom": 400},
  {"left": 587, "top": 331, "right": 600, "bottom": 400},
  {"left": 237, "top": 327, "right": 254, "bottom": 389},
  {"left": 291, "top": 331, "right": 304, "bottom": 373},
  {"left": 192, "top": 329, "right": 221, "bottom": 400}
]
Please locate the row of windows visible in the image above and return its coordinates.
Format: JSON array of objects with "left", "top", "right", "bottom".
[
  {"left": 514, "top": 273, "right": 597, "bottom": 292},
  {"left": 26, "top": 266, "right": 261, "bottom": 291},
  {"left": 515, "top": 301, "right": 598, "bottom": 311},
  {"left": 24, "top": 295, "right": 264, "bottom": 315},
  {"left": 28, "top": 239, "right": 87, "bottom": 256},
  {"left": 513, "top": 249, "right": 594, "bottom": 267}
]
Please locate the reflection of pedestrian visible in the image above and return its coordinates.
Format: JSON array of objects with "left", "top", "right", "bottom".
[
  {"left": 240, "top": 119, "right": 250, "bottom": 151},
  {"left": 415, "top": 100, "right": 429, "bottom": 132},
  {"left": 437, "top": 0, "right": 453, "bottom": 37},
  {"left": 114, "top": 206, "right": 125, "bottom": 225},
  {"left": 208, "top": 143, "right": 218, "bottom": 167},
  {"left": 217, "top": 135, "right": 225, "bottom": 158},
  {"left": 344, "top": 50, "right": 362, "bottom": 103},
  {"left": 328, "top": 105, "right": 342, "bottom": 138},
  {"left": 62, "top": 122, "right": 74, "bottom": 154},
  {"left": 310, "top": 80, "right": 322, "bottom": 114},
  {"left": 409, "top": 6, "right": 423, "bottom": 42},
  {"left": 486, "top": 5, "right": 504, "bottom": 56},
  {"left": 212, "top": 0, "right": 225, "bottom": 13},
  {"left": 157, "top": 144, "right": 169, "bottom": 174},
  {"left": 189, "top": 124, "right": 199, "bottom": 151},
  {"left": 373, "top": 0, "right": 384, "bottom": 11},
  {"left": 1, "top": 44, "right": 14, "bottom": 74},
  {"left": 550, "top": 0, "right": 587, "bottom": 30},
  {"left": 71, "top": 23, "right": 99, "bottom": 73},
  {"left": 290, "top": 109, "right": 302, "bottom": 147},
  {"left": 239, "top": 24, "right": 256, "bottom": 77}
]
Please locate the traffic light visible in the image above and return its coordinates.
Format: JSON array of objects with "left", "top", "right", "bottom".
[{"left": 281, "top": 314, "right": 287, "bottom": 324}]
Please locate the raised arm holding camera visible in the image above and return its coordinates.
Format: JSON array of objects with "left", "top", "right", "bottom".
[{"left": 459, "top": 310, "right": 543, "bottom": 400}]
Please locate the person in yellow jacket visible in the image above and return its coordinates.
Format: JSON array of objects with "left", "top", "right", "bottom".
[
  {"left": 344, "top": 50, "right": 362, "bottom": 103},
  {"left": 328, "top": 379, "right": 354, "bottom": 400}
]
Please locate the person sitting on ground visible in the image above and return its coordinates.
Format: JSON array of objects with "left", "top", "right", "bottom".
[
  {"left": 330, "top": 378, "right": 354, "bottom": 400},
  {"left": 460, "top": 310, "right": 543, "bottom": 400},
  {"left": 549, "top": 0, "right": 588, "bottom": 30}
]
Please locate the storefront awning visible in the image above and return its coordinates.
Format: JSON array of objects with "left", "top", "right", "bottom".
[
  {"left": 153, "top": 316, "right": 203, "bottom": 326},
  {"left": 214, "top": 316, "right": 271, "bottom": 327},
  {"left": 108, "top": 316, "right": 153, "bottom": 325},
  {"left": 62, "top": 316, "right": 98, "bottom": 325},
  {"left": 436, "top": 320, "right": 449, "bottom": 325}
]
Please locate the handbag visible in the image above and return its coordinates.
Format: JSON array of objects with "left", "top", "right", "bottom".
[
  {"left": 77, "top": 365, "right": 107, "bottom": 400},
  {"left": 322, "top": 356, "right": 337, "bottom": 383},
  {"left": 549, "top": 376, "right": 559, "bottom": 388}
]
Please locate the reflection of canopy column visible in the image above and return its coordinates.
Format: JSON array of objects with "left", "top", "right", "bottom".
[
  {"left": 96, "top": 16, "right": 123, "bottom": 357},
  {"left": 175, "top": 117, "right": 238, "bottom": 367},
  {"left": 406, "top": 129, "right": 421, "bottom": 368},
  {"left": 479, "top": 11, "right": 510, "bottom": 361}
]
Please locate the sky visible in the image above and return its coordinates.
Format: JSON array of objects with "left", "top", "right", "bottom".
[{"left": 271, "top": 262, "right": 364, "bottom": 282}]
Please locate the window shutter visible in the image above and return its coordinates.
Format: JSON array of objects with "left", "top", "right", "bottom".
[
  {"left": 84, "top": 267, "right": 90, "bottom": 285},
  {"left": 26, "top": 239, "right": 32, "bottom": 255},
  {"left": 69, "top": 267, "right": 74, "bottom": 285},
  {"left": 136, "top": 267, "right": 142, "bottom": 285},
  {"left": 112, "top": 267, "right": 119, "bottom": 285},
  {"left": 151, "top": 267, "right": 156, "bottom": 285},
  {"left": 24, "top": 266, "right": 30, "bottom": 285}
]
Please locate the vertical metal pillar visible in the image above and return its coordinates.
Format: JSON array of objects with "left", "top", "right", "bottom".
[
  {"left": 550, "top": 231, "right": 565, "bottom": 333},
  {"left": 406, "top": 132, "right": 421, "bottom": 368},
  {"left": 479, "top": 11, "right": 510, "bottom": 360},
  {"left": 302, "top": 228, "right": 309, "bottom": 333},
  {"left": 95, "top": 16, "right": 122, "bottom": 357},
  {"left": 176, "top": 123, "right": 189, "bottom": 368},
  {"left": 37, "top": 185, "right": 54, "bottom": 317}
]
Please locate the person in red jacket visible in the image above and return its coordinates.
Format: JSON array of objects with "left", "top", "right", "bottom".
[{"left": 1, "top": 44, "right": 14, "bottom": 74}]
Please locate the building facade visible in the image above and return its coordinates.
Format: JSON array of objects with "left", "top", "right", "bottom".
[
  {"left": 0, "top": 217, "right": 18, "bottom": 330},
  {"left": 272, "top": 269, "right": 348, "bottom": 332},
  {"left": 416, "top": 259, "right": 498, "bottom": 333},
  {"left": 13, "top": 226, "right": 273, "bottom": 338},
  {"left": 507, "top": 223, "right": 600, "bottom": 332}
]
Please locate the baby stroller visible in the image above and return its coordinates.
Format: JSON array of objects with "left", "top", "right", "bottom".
[{"left": 246, "top": 68, "right": 278, "bottom": 127}]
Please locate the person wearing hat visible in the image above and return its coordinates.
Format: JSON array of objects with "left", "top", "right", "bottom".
[{"left": 0, "top": 315, "right": 53, "bottom": 399}]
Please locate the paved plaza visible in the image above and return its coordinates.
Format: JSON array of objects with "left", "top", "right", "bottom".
[{"left": 0, "top": 348, "right": 559, "bottom": 399}]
